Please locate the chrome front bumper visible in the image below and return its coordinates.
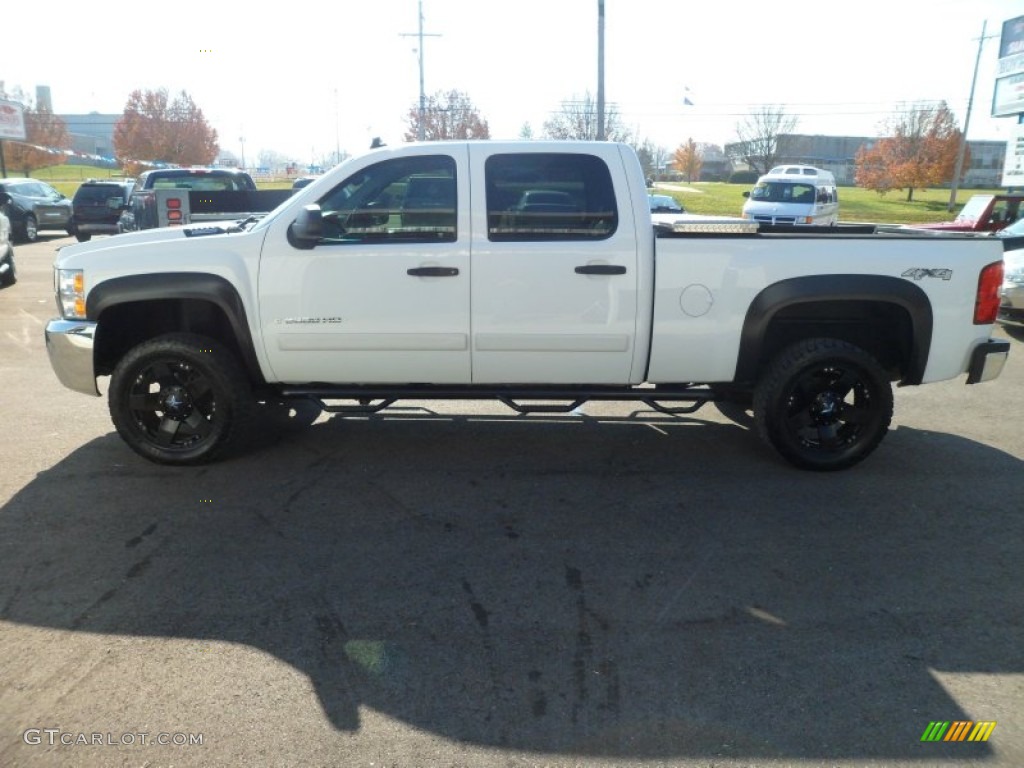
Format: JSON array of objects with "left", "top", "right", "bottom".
[{"left": 45, "top": 319, "right": 100, "bottom": 396}]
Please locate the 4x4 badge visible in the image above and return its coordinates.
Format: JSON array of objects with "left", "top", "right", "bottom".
[{"left": 902, "top": 268, "right": 953, "bottom": 281}]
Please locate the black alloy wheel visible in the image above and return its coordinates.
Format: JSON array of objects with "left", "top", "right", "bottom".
[
  {"left": 109, "top": 333, "right": 253, "bottom": 465},
  {"left": 754, "top": 338, "right": 893, "bottom": 471}
]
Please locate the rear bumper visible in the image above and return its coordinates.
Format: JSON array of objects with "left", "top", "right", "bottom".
[
  {"left": 966, "top": 339, "right": 1011, "bottom": 384},
  {"left": 998, "top": 305, "right": 1024, "bottom": 328},
  {"left": 74, "top": 222, "right": 120, "bottom": 234},
  {"left": 45, "top": 319, "right": 100, "bottom": 396}
]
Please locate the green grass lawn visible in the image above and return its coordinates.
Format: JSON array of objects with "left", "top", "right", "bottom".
[{"left": 15, "top": 162, "right": 999, "bottom": 226}]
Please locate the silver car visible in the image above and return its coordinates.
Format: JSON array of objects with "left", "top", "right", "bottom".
[{"left": 997, "top": 218, "right": 1024, "bottom": 328}]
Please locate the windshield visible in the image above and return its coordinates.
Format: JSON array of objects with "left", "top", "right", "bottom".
[
  {"left": 76, "top": 186, "right": 127, "bottom": 204},
  {"left": 151, "top": 177, "right": 244, "bottom": 191},
  {"left": 748, "top": 181, "right": 816, "bottom": 204},
  {"left": 649, "top": 195, "right": 683, "bottom": 213},
  {"left": 955, "top": 196, "right": 993, "bottom": 222}
]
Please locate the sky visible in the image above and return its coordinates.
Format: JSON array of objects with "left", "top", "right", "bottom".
[{"left": 2, "top": 0, "right": 1022, "bottom": 166}]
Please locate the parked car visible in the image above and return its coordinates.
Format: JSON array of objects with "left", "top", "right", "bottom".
[
  {"left": 648, "top": 194, "right": 685, "bottom": 214},
  {"left": 741, "top": 166, "right": 839, "bottom": 226},
  {"left": 0, "top": 192, "right": 15, "bottom": 287},
  {"left": 68, "top": 180, "right": 135, "bottom": 242},
  {"left": 0, "top": 178, "right": 73, "bottom": 242},
  {"left": 648, "top": 192, "right": 749, "bottom": 233},
  {"left": 997, "top": 217, "right": 1024, "bottom": 328}
]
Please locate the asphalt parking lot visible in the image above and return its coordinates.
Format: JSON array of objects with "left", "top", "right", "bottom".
[{"left": 1, "top": 234, "right": 1022, "bottom": 768}]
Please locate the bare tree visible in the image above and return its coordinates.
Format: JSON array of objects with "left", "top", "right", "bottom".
[
  {"left": 732, "top": 105, "right": 799, "bottom": 176},
  {"left": 543, "top": 92, "right": 630, "bottom": 142},
  {"left": 404, "top": 90, "right": 490, "bottom": 142},
  {"left": 631, "top": 138, "right": 668, "bottom": 182}
]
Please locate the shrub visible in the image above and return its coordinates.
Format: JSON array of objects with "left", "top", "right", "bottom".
[{"left": 728, "top": 170, "right": 759, "bottom": 185}]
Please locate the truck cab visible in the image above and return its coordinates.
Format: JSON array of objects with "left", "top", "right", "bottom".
[{"left": 916, "top": 194, "right": 1024, "bottom": 233}]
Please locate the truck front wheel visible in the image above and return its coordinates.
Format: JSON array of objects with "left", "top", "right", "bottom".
[
  {"left": 109, "top": 333, "right": 253, "bottom": 465},
  {"left": 754, "top": 338, "right": 893, "bottom": 471}
]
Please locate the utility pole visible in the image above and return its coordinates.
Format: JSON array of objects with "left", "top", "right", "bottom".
[
  {"left": 334, "top": 88, "right": 340, "bottom": 164},
  {"left": 597, "top": 0, "right": 606, "bottom": 141},
  {"left": 948, "top": 20, "right": 997, "bottom": 211},
  {"left": 401, "top": 0, "right": 441, "bottom": 141}
]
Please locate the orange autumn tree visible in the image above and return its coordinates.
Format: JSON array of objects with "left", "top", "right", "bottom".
[
  {"left": 114, "top": 88, "right": 218, "bottom": 174},
  {"left": 673, "top": 138, "right": 703, "bottom": 183},
  {"left": 855, "top": 101, "right": 964, "bottom": 202},
  {"left": 0, "top": 84, "right": 70, "bottom": 176}
]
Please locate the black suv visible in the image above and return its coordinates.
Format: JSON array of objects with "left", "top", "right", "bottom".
[{"left": 69, "top": 180, "right": 135, "bottom": 242}]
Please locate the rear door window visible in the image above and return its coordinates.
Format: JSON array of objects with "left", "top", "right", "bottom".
[{"left": 485, "top": 153, "right": 617, "bottom": 241}]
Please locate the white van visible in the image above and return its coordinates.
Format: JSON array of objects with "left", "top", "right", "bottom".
[{"left": 741, "top": 165, "right": 839, "bottom": 226}]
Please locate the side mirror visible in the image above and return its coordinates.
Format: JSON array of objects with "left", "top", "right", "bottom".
[
  {"left": 287, "top": 204, "right": 324, "bottom": 249},
  {"left": 742, "top": 191, "right": 750, "bottom": 198},
  {"left": 0, "top": 192, "right": 10, "bottom": 207}
]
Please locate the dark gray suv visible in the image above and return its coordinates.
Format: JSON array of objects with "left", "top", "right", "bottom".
[
  {"left": 0, "top": 178, "right": 73, "bottom": 242},
  {"left": 69, "top": 180, "right": 135, "bottom": 242}
]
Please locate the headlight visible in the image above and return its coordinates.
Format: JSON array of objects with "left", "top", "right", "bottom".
[{"left": 56, "top": 269, "right": 86, "bottom": 319}]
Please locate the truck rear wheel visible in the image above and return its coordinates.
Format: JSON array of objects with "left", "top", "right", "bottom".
[
  {"left": 754, "top": 338, "right": 892, "bottom": 471},
  {"left": 109, "top": 333, "right": 253, "bottom": 465}
]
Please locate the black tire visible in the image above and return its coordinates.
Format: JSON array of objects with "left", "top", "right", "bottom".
[
  {"left": 74, "top": 231, "right": 92, "bottom": 242},
  {"left": 22, "top": 214, "right": 38, "bottom": 243},
  {"left": 0, "top": 248, "right": 15, "bottom": 287},
  {"left": 108, "top": 333, "right": 254, "bottom": 465},
  {"left": 753, "top": 338, "right": 893, "bottom": 471}
]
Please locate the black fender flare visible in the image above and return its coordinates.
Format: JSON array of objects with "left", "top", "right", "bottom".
[
  {"left": 735, "top": 274, "right": 933, "bottom": 385},
  {"left": 86, "top": 272, "right": 265, "bottom": 385}
]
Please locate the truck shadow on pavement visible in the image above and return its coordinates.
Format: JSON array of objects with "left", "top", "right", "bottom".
[{"left": 1, "top": 412, "right": 1019, "bottom": 760}]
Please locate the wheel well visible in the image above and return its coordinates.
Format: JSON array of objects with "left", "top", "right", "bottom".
[
  {"left": 94, "top": 299, "right": 262, "bottom": 385},
  {"left": 754, "top": 300, "right": 915, "bottom": 384}
]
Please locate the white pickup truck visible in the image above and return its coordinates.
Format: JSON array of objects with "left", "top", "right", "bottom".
[{"left": 45, "top": 141, "right": 1010, "bottom": 470}]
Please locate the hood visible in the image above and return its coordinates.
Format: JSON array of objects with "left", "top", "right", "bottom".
[{"left": 54, "top": 225, "right": 234, "bottom": 268}]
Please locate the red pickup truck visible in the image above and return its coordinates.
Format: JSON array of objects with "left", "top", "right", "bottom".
[{"left": 916, "top": 194, "right": 1024, "bottom": 233}]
